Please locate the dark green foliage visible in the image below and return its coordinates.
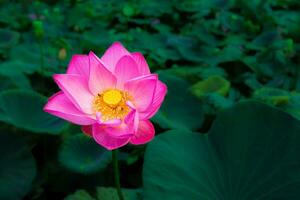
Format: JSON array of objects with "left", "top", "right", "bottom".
[
  {"left": 144, "top": 101, "right": 300, "bottom": 199},
  {"left": 0, "top": 90, "right": 66, "bottom": 134},
  {"left": 59, "top": 134, "right": 111, "bottom": 174},
  {"left": 0, "top": 0, "right": 300, "bottom": 199},
  {"left": 0, "top": 133, "right": 36, "bottom": 200}
]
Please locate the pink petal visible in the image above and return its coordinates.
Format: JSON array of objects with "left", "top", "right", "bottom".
[
  {"left": 92, "top": 124, "right": 131, "bottom": 150},
  {"left": 95, "top": 112, "right": 122, "bottom": 126},
  {"left": 81, "top": 125, "right": 92, "bottom": 136},
  {"left": 44, "top": 92, "right": 95, "bottom": 125},
  {"left": 124, "top": 106, "right": 139, "bottom": 132},
  {"left": 104, "top": 123, "right": 134, "bottom": 139},
  {"left": 139, "top": 80, "right": 167, "bottom": 119},
  {"left": 124, "top": 74, "right": 157, "bottom": 112},
  {"left": 115, "top": 55, "right": 140, "bottom": 88},
  {"left": 130, "top": 120, "right": 155, "bottom": 145},
  {"left": 53, "top": 74, "right": 94, "bottom": 114},
  {"left": 66, "top": 55, "right": 89, "bottom": 77},
  {"left": 88, "top": 51, "right": 117, "bottom": 95},
  {"left": 131, "top": 52, "right": 150, "bottom": 75},
  {"left": 101, "top": 41, "right": 130, "bottom": 72}
]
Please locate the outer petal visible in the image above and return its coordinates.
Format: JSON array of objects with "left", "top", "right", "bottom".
[
  {"left": 101, "top": 41, "right": 130, "bottom": 72},
  {"left": 53, "top": 74, "right": 94, "bottom": 114},
  {"left": 131, "top": 52, "right": 150, "bottom": 75},
  {"left": 92, "top": 123, "right": 131, "bottom": 150},
  {"left": 139, "top": 80, "right": 167, "bottom": 119},
  {"left": 124, "top": 74, "right": 157, "bottom": 112},
  {"left": 125, "top": 103, "right": 139, "bottom": 132},
  {"left": 44, "top": 92, "right": 95, "bottom": 125},
  {"left": 104, "top": 123, "right": 134, "bottom": 139},
  {"left": 130, "top": 120, "right": 155, "bottom": 145},
  {"left": 66, "top": 55, "right": 89, "bottom": 77},
  {"left": 115, "top": 55, "right": 139, "bottom": 88},
  {"left": 88, "top": 51, "right": 117, "bottom": 95}
]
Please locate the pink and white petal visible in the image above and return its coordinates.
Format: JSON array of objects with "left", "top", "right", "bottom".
[
  {"left": 105, "top": 123, "right": 134, "bottom": 139},
  {"left": 88, "top": 51, "right": 117, "bottom": 95},
  {"left": 101, "top": 41, "right": 130, "bottom": 72},
  {"left": 101, "top": 119, "right": 122, "bottom": 126},
  {"left": 89, "top": 51, "right": 111, "bottom": 71},
  {"left": 95, "top": 112, "right": 122, "bottom": 126},
  {"left": 139, "top": 80, "right": 167, "bottom": 119},
  {"left": 44, "top": 92, "right": 95, "bottom": 125},
  {"left": 124, "top": 74, "right": 157, "bottom": 112},
  {"left": 105, "top": 111, "right": 136, "bottom": 139},
  {"left": 131, "top": 52, "right": 150, "bottom": 75},
  {"left": 124, "top": 107, "right": 139, "bottom": 132},
  {"left": 130, "top": 120, "right": 155, "bottom": 145},
  {"left": 92, "top": 124, "right": 131, "bottom": 150},
  {"left": 81, "top": 125, "right": 93, "bottom": 136},
  {"left": 66, "top": 55, "right": 89, "bottom": 77},
  {"left": 115, "top": 55, "right": 139, "bottom": 89},
  {"left": 53, "top": 74, "right": 94, "bottom": 114},
  {"left": 124, "top": 108, "right": 135, "bottom": 124}
]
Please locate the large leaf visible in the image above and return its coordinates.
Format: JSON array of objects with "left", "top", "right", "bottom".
[
  {"left": 96, "top": 187, "right": 142, "bottom": 200},
  {"left": 153, "top": 72, "right": 204, "bottom": 131},
  {"left": 0, "top": 133, "right": 36, "bottom": 200},
  {"left": 58, "top": 134, "right": 111, "bottom": 174},
  {"left": 143, "top": 101, "right": 300, "bottom": 199},
  {"left": 0, "top": 90, "right": 66, "bottom": 134}
]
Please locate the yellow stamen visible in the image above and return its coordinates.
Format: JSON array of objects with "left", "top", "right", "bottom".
[
  {"left": 93, "top": 89, "right": 132, "bottom": 121},
  {"left": 103, "top": 89, "right": 122, "bottom": 106}
]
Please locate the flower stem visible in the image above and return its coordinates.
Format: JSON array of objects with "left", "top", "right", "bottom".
[{"left": 112, "top": 149, "right": 124, "bottom": 200}]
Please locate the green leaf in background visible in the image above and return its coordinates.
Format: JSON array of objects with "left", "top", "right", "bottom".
[
  {"left": 64, "top": 187, "right": 142, "bottom": 200},
  {"left": 253, "top": 87, "right": 290, "bottom": 106},
  {"left": 191, "top": 75, "right": 231, "bottom": 98},
  {"left": 273, "top": 11, "right": 300, "bottom": 38},
  {"left": 161, "top": 65, "right": 227, "bottom": 82},
  {"left": 9, "top": 43, "right": 61, "bottom": 76},
  {"left": 253, "top": 87, "right": 300, "bottom": 121},
  {"left": 0, "top": 29, "right": 20, "bottom": 52},
  {"left": 0, "top": 61, "right": 37, "bottom": 77},
  {"left": 143, "top": 101, "right": 300, "bottom": 199},
  {"left": 153, "top": 72, "right": 204, "bottom": 131},
  {"left": 64, "top": 190, "right": 95, "bottom": 200},
  {"left": 96, "top": 187, "right": 142, "bottom": 200},
  {"left": 58, "top": 134, "right": 111, "bottom": 174},
  {"left": 0, "top": 90, "right": 66, "bottom": 134},
  {"left": 0, "top": 133, "right": 36, "bottom": 200}
]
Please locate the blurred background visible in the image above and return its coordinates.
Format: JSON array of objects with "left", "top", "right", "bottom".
[{"left": 1, "top": 0, "right": 300, "bottom": 199}]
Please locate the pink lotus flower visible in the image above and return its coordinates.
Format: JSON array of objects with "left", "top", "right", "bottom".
[{"left": 44, "top": 42, "right": 167, "bottom": 150}]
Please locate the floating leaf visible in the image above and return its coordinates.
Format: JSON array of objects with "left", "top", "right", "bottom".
[
  {"left": 0, "top": 90, "right": 66, "bottom": 134},
  {"left": 144, "top": 101, "right": 300, "bottom": 199},
  {"left": 59, "top": 134, "right": 111, "bottom": 174}
]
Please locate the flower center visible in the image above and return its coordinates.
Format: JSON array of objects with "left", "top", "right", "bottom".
[
  {"left": 93, "top": 89, "right": 132, "bottom": 121},
  {"left": 103, "top": 89, "right": 122, "bottom": 107}
]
